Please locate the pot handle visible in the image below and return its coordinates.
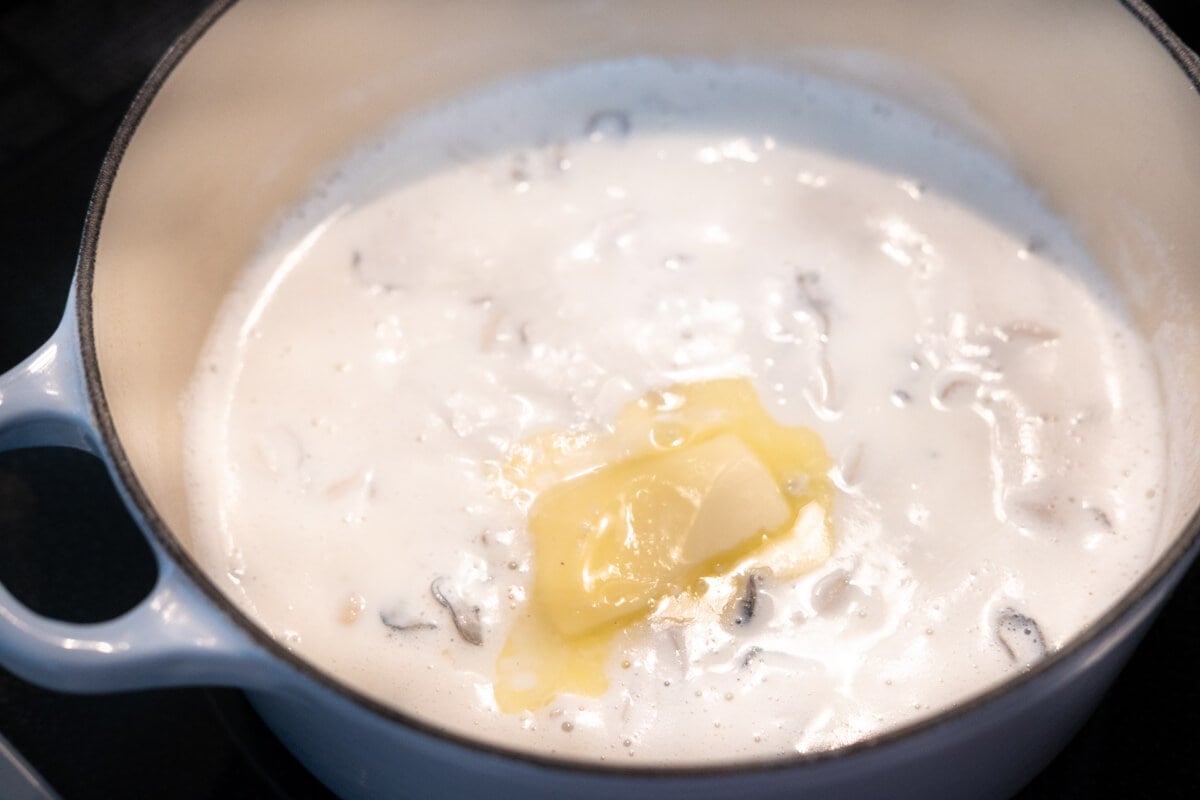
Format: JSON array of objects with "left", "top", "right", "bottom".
[{"left": 0, "top": 295, "right": 276, "bottom": 693}]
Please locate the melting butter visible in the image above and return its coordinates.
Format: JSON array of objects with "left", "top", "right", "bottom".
[{"left": 494, "top": 378, "right": 833, "bottom": 712}]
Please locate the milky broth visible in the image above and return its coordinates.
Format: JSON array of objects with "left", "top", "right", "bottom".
[{"left": 184, "top": 61, "right": 1165, "bottom": 763}]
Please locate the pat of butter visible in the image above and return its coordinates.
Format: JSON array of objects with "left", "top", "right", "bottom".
[
  {"left": 493, "top": 378, "right": 833, "bottom": 712},
  {"left": 530, "top": 434, "right": 790, "bottom": 636}
]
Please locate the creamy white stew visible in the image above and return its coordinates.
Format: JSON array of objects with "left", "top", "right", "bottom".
[{"left": 184, "top": 61, "right": 1165, "bottom": 763}]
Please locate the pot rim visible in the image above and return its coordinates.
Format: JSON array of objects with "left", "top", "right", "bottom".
[{"left": 72, "top": 0, "right": 1200, "bottom": 779}]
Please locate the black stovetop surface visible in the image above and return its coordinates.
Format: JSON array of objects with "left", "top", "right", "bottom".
[{"left": 1, "top": 2, "right": 1198, "bottom": 797}]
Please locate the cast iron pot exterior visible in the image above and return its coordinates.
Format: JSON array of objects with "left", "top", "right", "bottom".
[{"left": 1, "top": 2, "right": 1199, "bottom": 798}]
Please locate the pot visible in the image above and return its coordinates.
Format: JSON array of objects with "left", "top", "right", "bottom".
[{"left": 2, "top": 1, "right": 1199, "bottom": 798}]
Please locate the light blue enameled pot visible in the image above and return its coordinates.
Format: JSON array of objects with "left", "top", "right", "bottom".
[{"left": 2, "top": 2, "right": 1199, "bottom": 797}]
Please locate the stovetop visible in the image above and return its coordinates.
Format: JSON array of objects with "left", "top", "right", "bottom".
[{"left": 1, "top": 2, "right": 1198, "bottom": 797}]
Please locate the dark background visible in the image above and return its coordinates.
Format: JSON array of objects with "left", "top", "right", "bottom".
[{"left": 1, "top": 2, "right": 1198, "bottom": 798}]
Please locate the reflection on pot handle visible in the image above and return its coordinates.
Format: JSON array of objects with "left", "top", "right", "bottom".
[{"left": 0, "top": 291, "right": 276, "bottom": 693}]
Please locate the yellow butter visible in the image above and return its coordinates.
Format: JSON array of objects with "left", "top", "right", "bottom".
[
  {"left": 531, "top": 433, "right": 791, "bottom": 637},
  {"left": 493, "top": 378, "right": 834, "bottom": 712}
]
